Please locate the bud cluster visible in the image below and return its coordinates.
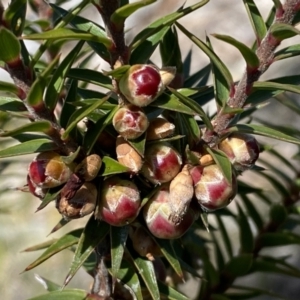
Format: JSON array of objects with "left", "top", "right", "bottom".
[{"left": 24, "top": 63, "right": 260, "bottom": 252}]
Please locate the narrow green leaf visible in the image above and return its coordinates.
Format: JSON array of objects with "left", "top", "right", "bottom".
[
  {"left": 228, "top": 124, "right": 300, "bottom": 145},
  {"left": 215, "top": 215, "right": 233, "bottom": 258},
  {"left": 0, "top": 121, "right": 52, "bottom": 137},
  {"left": 236, "top": 203, "right": 254, "bottom": 253},
  {"left": 48, "top": 218, "right": 71, "bottom": 235},
  {"left": 242, "top": 0, "right": 267, "bottom": 43},
  {"left": 63, "top": 217, "right": 109, "bottom": 287},
  {"left": 168, "top": 87, "right": 213, "bottom": 129},
  {"left": 0, "top": 27, "right": 21, "bottom": 63},
  {"left": 259, "top": 232, "right": 300, "bottom": 247},
  {"left": 0, "top": 96, "right": 26, "bottom": 112},
  {"left": 152, "top": 93, "right": 196, "bottom": 115},
  {"left": 211, "top": 230, "right": 225, "bottom": 270},
  {"left": 36, "top": 187, "right": 62, "bottom": 212},
  {"left": 50, "top": 4, "right": 110, "bottom": 61},
  {"left": 111, "top": 0, "right": 156, "bottom": 30},
  {"left": 22, "top": 239, "right": 57, "bottom": 252},
  {"left": 212, "top": 34, "right": 259, "bottom": 69},
  {"left": 28, "top": 289, "right": 87, "bottom": 300},
  {"left": 104, "top": 65, "right": 130, "bottom": 79},
  {"left": 0, "top": 81, "right": 20, "bottom": 96},
  {"left": 23, "top": 28, "right": 112, "bottom": 48},
  {"left": 27, "top": 55, "right": 60, "bottom": 107},
  {"left": 99, "top": 156, "right": 129, "bottom": 176},
  {"left": 110, "top": 225, "right": 129, "bottom": 278},
  {"left": 206, "top": 147, "right": 233, "bottom": 185},
  {"left": 63, "top": 95, "right": 110, "bottom": 139},
  {"left": 275, "top": 44, "right": 300, "bottom": 61},
  {"left": 130, "top": 255, "right": 160, "bottom": 300},
  {"left": 155, "top": 239, "right": 184, "bottom": 279},
  {"left": 223, "top": 254, "right": 253, "bottom": 277},
  {"left": 253, "top": 80, "right": 300, "bottom": 95},
  {"left": 131, "top": 0, "right": 209, "bottom": 49},
  {"left": 67, "top": 68, "right": 113, "bottom": 90},
  {"left": 34, "top": 274, "right": 61, "bottom": 292},
  {"left": 184, "top": 63, "right": 211, "bottom": 87},
  {"left": 24, "top": 229, "right": 82, "bottom": 271},
  {"left": 157, "top": 281, "right": 189, "bottom": 300},
  {"left": 114, "top": 260, "right": 143, "bottom": 300},
  {"left": 240, "top": 194, "right": 264, "bottom": 231},
  {"left": 0, "top": 139, "right": 57, "bottom": 158},
  {"left": 3, "top": 0, "right": 27, "bottom": 36},
  {"left": 44, "top": 41, "right": 84, "bottom": 110},
  {"left": 128, "top": 133, "right": 146, "bottom": 157},
  {"left": 270, "top": 23, "right": 300, "bottom": 40},
  {"left": 176, "top": 22, "right": 233, "bottom": 107}
]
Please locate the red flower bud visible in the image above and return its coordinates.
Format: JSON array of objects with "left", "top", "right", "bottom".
[
  {"left": 141, "top": 142, "right": 182, "bottom": 184},
  {"left": 146, "top": 117, "right": 175, "bottom": 141},
  {"left": 28, "top": 151, "right": 72, "bottom": 188},
  {"left": 119, "top": 65, "right": 175, "bottom": 107},
  {"left": 218, "top": 133, "right": 260, "bottom": 171},
  {"left": 143, "top": 184, "right": 196, "bottom": 239},
  {"left": 97, "top": 176, "right": 141, "bottom": 226},
  {"left": 26, "top": 175, "right": 47, "bottom": 199},
  {"left": 113, "top": 104, "right": 149, "bottom": 140},
  {"left": 116, "top": 136, "right": 143, "bottom": 174},
  {"left": 56, "top": 182, "right": 97, "bottom": 219},
  {"left": 189, "top": 164, "right": 237, "bottom": 211}
]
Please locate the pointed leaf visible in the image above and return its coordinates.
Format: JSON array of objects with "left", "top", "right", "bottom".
[
  {"left": 270, "top": 23, "right": 300, "bottom": 40},
  {"left": 128, "top": 133, "right": 146, "bottom": 157},
  {"left": 111, "top": 0, "right": 156, "bottom": 30},
  {"left": 34, "top": 274, "right": 61, "bottom": 292},
  {"left": 67, "top": 68, "right": 113, "bottom": 90},
  {"left": 0, "top": 27, "right": 21, "bottom": 63},
  {"left": 36, "top": 187, "right": 62, "bottom": 212},
  {"left": 152, "top": 93, "right": 196, "bottom": 115},
  {"left": 215, "top": 215, "right": 233, "bottom": 258},
  {"left": 23, "top": 239, "right": 57, "bottom": 252},
  {"left": 176, "top": 21, "right": 233, "bottom": 107},
  {"left": 23, "top": 28, "right": 112, "bottom": 48},
  {"left": 48, "top": 218, "right": 71, "bottom": 235},
  {"left": 0, "top": 96, "right": 26, "bottom": 112},
  {"left": 212, "top": 34, "right": 259, "bottom": 69},
  {"left": 236, "top": 202, "right": 254, "bottom": 253},
  {"left": 228, "top": 123, "right": 300, "bottom": 145},
  {"left": 0, "top": 81, "right": 22, "bottom": 97},
  {"left": 0, "top": 139, "right": 57, "bottom": 158},
  {"left": 253, "top": 80, "right": 300, "bottom": 95},
  {"left": 155, "top": 238, "right": 184, "bottom": 279},
  {"left": 24, "top": 229, "right": 82, "bottom": 271},
  {"left": 242, "top": 0, "right": 267, "bottom": 44},
  {"left": 157, "top": 281, "right": 189, "bottom": 300},
  {"left": 206, "top": 147, "right": 233, "bottom": 185},
  {"left": 275, "top": 44, "right": 300, "bottom": 61},
  {"left": 100, "top": 156, "right": 129, "bottom": 176},
  {"left": 130, "top": 255, "right": 160, "bottom": 300},
  {"left": 63, "top": 218, "right": 109, "bottom": 287},
  {"left": 223, "top": 254, "right": 253, "bottom": 277},
  {"left": 168, "top": 87, "right": 213, "bottom": 129},
  {"left": 62, "top": 95, "right": 110, "bottom": 139},
  {"left": 44, "top": 41, "right": 84, "bottom": 110},
  {"left": 258, "top": 232, "right": 300, "bottom": 247},
  {"left": 0, "top": 121, "right": 52, "bottom": 137},
  {"left": 110, "top": 225, "right": 129, "bottom": 278},
  {"left": 28, "top": 289, "right": 87, "bottom": 300}
]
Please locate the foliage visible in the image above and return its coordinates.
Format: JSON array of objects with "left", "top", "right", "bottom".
[{"left": 0, "top": 0, "right": 300, "bottom": 299}]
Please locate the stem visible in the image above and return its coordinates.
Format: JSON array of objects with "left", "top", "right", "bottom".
[{"left": 203, "top": 0, "right": 300, "bottom": 145}]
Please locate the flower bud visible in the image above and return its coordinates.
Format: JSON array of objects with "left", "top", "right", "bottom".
[
  {"left": 143, "top": 184, "right": 196, "bottom": 239},
  {"left": 189, "top": 164, "right": 237, "bottom": 211},
  {"left": 116, "top": 136, "right": 143, "bottom": 174},
  {"left": 169, "top": 165, "right": 194, "bottom": 224},
  {"left": 75, "top": 154, "right": 102, "bottom": 181},
  {"left": 130, "top": 226, "right": 161, "bottom": 260},
  {"left": 97, "top": 176, "right": 141, "bottom": 226},
  {"left": 119, "top": 64, "right": 175, "bottom": 107},
  {"left": 146, "top": 118, "right": 175, "bottom": 141},
  {"left": 218, "top": 133, "right": 259, "bottom": 171},
  {"left": 113, "top": 104, "right": 149, "bottom": 140},
  {"left": 26, "top": 175, "right": 47, "bottom": 199},
  {"left": 141, "top": 142, "right": 182, "bottom": 184},
  {"left": 28, "top": 151, "right": 72, "bottom": 188},
  {"left": 56, "top": 182, "right": 97, "bottom": 219}
]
